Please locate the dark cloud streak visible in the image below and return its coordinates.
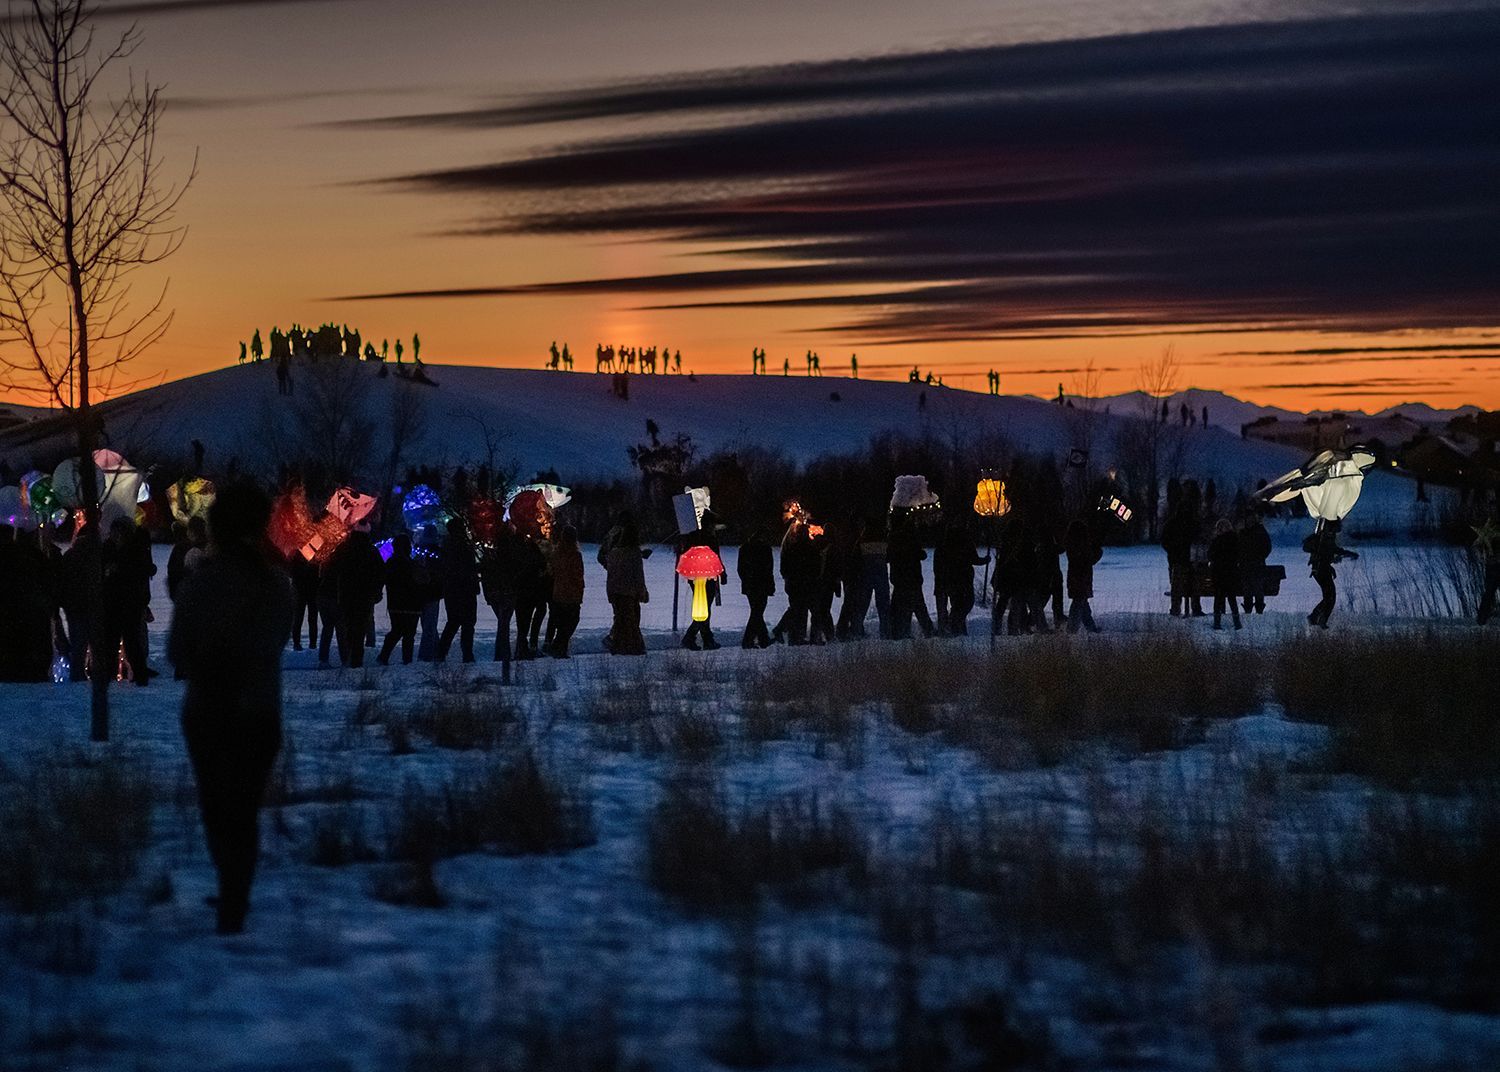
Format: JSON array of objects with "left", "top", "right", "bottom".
[{"left": 336, "top": 6, "right": 1500, "bottom": 348}]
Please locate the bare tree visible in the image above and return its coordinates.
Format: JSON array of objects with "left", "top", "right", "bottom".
[
  {"left": 0, "top": 0, "right": 192, "bottom": 740},
  {"left": 1116, "top": 346, "right": 1185, "bottom": 541},
  {"left": 1064, "top": 359, "right": 1103, "bottom": 514},
  {"left": 380, "top": 376, "right": 428, "bottom": 519}
]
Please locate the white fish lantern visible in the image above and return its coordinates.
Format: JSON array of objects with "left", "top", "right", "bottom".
[{"left": 1259, "top": 447, "right": 1377, "bottom": 523}]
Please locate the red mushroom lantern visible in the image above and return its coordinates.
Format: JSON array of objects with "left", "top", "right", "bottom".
[{"left": 676, "top": 545, "right": 724, "bottom": 623}]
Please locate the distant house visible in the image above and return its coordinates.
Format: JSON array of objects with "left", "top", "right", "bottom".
[
  {"left": 1405, "top": 411, "right": 1500, "bottom": 489},
  {"left": 1241, "top": 412, "right": 1425, "bottom": 463}
]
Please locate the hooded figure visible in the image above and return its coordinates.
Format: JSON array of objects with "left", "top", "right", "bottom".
[
  {"left": 1064, "top": 518, "right": 1102, "bottom": 634},
  {"left": 1207, "top": 518, "right": 1242, "bottom": 630},
  {"left": 1237, "top": 515, "right": 1273, "bottom": 614},
  {"left": 737, "top": 530, "right": 775, "bottom": 649},
  {"left": 169, "top": 483, "right": 293, "bottom": 934},
  {"left": 933, "top": 520, "right": 988, "bottom": 636},
  {"left": 886, "top": 513, "right": 935, "bottom": 640},
  {"left": 603, "top": 517, "right": 649, "bottom": 655},
  {"left": 377, "top": 534, "right": 422, "bottom": 665},
  {"left": 436, "top": 519, "right": 480, "bottom": 662}
]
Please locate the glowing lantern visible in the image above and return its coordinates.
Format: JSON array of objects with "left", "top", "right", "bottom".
[
  {"left": 401, "top": 484, "right": 447, "bottom": 533},
  {"left": 51, "top": 450, "right": 143, "bottom": 526},
  {"left": 1100, "top": 494, "right": 1133, "bottom": 524},
  {"left": 504, "top": 487, "right": 558, "bottom": 540},
  {"left": 326, "top": 487, "right": 378, "bottom": 528},
  {"left": 168, "top": 477, "right": 217, "bottom": 523},
  {"left": 676, "top": 545, "right": 724, "bottom": 622},
  {"left": 466, "top": 497, "right": 503, "bottom": 546},
  {"left": 973, "top": 477, "right": 1009, "bottom": 518}
]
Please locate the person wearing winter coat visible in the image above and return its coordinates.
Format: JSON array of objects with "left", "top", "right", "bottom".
[
  {"left": 681, "top": 516, "right": 725, "bottom": 651},
  {"left": 775, "top": 523, "right": 821, "bottom": 644},
  {"left": 1479, "top": 502, "right": 1500, "bottom": 626},
  {"left": 0, "top": 526, "right": 54, "bottom": 682},
  {"left": 809, "top": 526, "right": 841, "bottom": 645},
  {"left": 991, "top": 517, "right": 1037, "bottom": 636},
  {"left": 933, "top": 520, "right": 989, "bottom": 636},
  {"left": 479, "top": 524, "right": 525, "bottom": 676},
  {"left": 288, "top": 551, "right": 319, "bottom": 652},
  {"left": 603, "top": 517, "right": 650, "bottom": 655},
  {"left": 169, "top": 482, "right": 293, "bottom": 935},
  {"left": 513, "top": 535, "right": 550, "bottom": 660},
  {"left": 836, "top": 516, "right": 891, "bottom": 639},
  {"left": 886, "top": 513, "right": 935, "bottom": 640},
  {"left": 546, "top": 525, "right": 586, "bottom": 657},
  {"left": 1064, "top": 518, "right": 1103, "bottom": 634},
  {"left": 1304, "top": 520, "right": 1356, "bottom": 629},
  {"left": 166, "top": 518, "right": 208, "bottom": 603},
  {"left": 436, "top": 519, "right": 480, "bottom": 662},
  {"left": 58, "top": 523, "right": 100, "bottom": 682},
  {"left": 1160, "top": 502, "right": 1202, "bottom": 617},
  {"left": 102, "top": 518, "right": 153, "bottom": 686},
  {"left": 1035, "top": 527, "right": 1064, "bottom": 631},
  {"left": 737, "top": 530, "right": 775, "bottom": 649},
  {"left": 1237, "top": 515, "right": 1273, "bottom": 614},
  {"left": 316, "top": 529, "right": 383, "bottom": 668},
  {"left": 1207, "top": 518, "right": 1242, "bottom": 630},
  {"left": 376, "top": 534, "right": 423, "bottom": 665}
]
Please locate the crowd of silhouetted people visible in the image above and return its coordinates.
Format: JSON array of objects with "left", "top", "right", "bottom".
[{"left": 238, "top": 324, "right": 432, "bottom": 394}]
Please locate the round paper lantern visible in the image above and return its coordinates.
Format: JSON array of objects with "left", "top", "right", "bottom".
[
  {"left": 973, "top": 477, "right": 1009, "bottom": 518},
  {"left": 168, "top": 477, "right": 217, "bottom": 524},
  {"left": 401, "top": 484, "right": 447, "bottom": 533}
]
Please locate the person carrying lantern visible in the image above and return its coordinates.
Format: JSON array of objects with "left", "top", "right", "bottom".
[
  {"left": 887, "top": 510, "right": 936, "bottom": 640},
  {"left": 1304, "top": 519, "right": 1356, "bottom": 629},
  {"left": 546, "top": 525, "right": 585, "bottom": 657},
  {"left": 377, "top": 534, "right": 424, "bottom": 665},
  {"left": 679, "top": 511, "right": 725, "bottom": 650}
]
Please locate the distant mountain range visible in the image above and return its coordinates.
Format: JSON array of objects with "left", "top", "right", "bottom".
[{"left": 1073, "top": 389, "right": 1481, "bottom": 432}]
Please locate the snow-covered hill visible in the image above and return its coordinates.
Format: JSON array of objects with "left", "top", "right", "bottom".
[
  {"left": 0, "top": 362, "right": 1441, "bottom": 536},
  {"left": 0, "top": 363, "right": 1297, "bottom": 479}
]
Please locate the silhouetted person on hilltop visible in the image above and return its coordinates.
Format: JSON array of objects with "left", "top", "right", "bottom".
[{"left": 169, "top": 483, "right": 293, "bottom": 935}]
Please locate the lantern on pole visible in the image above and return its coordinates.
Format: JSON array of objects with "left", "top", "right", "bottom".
[{"left": 973, "top": 475, "right": 1009, "bottom": 518}]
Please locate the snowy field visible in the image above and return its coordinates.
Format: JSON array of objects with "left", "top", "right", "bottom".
[{"left": 1, "top": 537, "right": 1496, "bottom": 1071}]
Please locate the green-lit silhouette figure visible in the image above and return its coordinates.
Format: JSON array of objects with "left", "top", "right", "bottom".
[
  {"left": 238, "top": 341, "right": 247, "bottom": 365},
  {"left": 250, "top": 329, "right": 263, "bottom": 362},
  {"left": 412, "top": 333, "right": 421, "bottom": 363}
]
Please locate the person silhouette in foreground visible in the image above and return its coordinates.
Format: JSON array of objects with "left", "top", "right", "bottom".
[{"left": 169, "top": 483, "right": 292, "bottom": 935}]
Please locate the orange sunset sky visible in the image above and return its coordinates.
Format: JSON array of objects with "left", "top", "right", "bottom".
[{"left": 6, "top": 0, "right": 1498, "bottom": 412}]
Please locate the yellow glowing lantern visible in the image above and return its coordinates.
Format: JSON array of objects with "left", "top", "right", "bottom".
[
  {"left": 676, "top": 545, "right": 725, "bottom": 622},
  {"left": 974, "top": 477, "right": 1009, "bottom": 518}
]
